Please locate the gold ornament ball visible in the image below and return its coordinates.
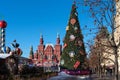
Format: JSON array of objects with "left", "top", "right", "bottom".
[{"left": 66, "top": 26, "right": 69, "bottom": 31}]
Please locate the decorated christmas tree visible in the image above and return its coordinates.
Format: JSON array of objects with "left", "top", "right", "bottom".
[{"left": 61, "top": 2, "right": 87, "bottom": 70}]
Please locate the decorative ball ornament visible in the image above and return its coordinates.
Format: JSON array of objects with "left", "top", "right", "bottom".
[
  {"left": 80, "top": 50, "right": 84, "bottom": 55},
  {"left": 16, "top": 48, "right": 22, "bottom": 56},
  {"left": 0, "top": 20, "right": 7, "bottom": 28},
  {"left": 74, "top": 26, "right": 78, "bottom": 31},
  {"left": 61, "top": 59, "right": 64, "bottom": 65},
  {"left": 6, "top": 46, "right": 11, "bottom": 53},
  {"left": 70, "top": 18, "right": 76, "bottom": 25},
  {"left": 10, "top": 51, "right": 14, "bottom": 55},
  {"left": 69, "top": 51, "right": 75, "bottom": 57},
  {"left": 78, "top": 40, "right": 83, "bottom": 46},
  {"left": 70, "top": 35, "right": 75, "bottom": 41},
  {"left": 66, "top": 26, "right": 69, "bottom": 31},
  {"left": 74, "top": 27, "right": 79, "bottom": 33},
  {"left": 63, "top": 43, "right": 67, "bottom": 48}
]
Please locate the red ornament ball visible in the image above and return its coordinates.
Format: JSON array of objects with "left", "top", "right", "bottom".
[
  {"left": 16, "top": 48, "right": 22, "bottom": 56},
  {"left": 0, "top": 20, "right": 7, "bottom": 28}
]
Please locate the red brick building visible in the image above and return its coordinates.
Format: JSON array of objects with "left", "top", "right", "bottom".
[{"left": 29, "top": 34, "right": 62, "bottom": 67}]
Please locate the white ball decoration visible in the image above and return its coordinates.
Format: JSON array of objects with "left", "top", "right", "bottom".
[
  {"left": 66, "top": 26, "right": 69, "bottom": 31},
  {"left": 74, "top": 26, "right": 78, "bottom": 31},
  {"left": 70, "top": 35, "right": 75, "bottom": 41},
  {"left": 78, "top": 40, "right": 83, "bottom": 46},
  {"left": 69, "top": 51, "right": 75, "bottom": 57},
  {"left": 61, "top": 59, "right": 64, "bottom": 65}
]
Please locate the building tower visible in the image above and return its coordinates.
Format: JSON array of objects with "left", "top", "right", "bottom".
[
  {"left": 56, "top": 33, "right": 60, "bottom": 44},
  {"left": 40, "top": 34, "right": 44, "bottom": 45},
  {"left": 60, "top": 2, "right": 87, "bottom": 70},
  {"left": 0, "top": 20, "right": 7, "bottom": 53},
  {"left": 38, "top": 34, "right": 44, "bottom": 53},
  {"left": 54, "top": 34, "right": 62, "bottom": 65}
]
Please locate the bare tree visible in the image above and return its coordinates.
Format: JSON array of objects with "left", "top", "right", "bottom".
[
  {"left": 89, "top": 26, "right": 112, "bottom": 78},
  {"left": 84, "top": 0, "right": 120, "bottom": 80}
]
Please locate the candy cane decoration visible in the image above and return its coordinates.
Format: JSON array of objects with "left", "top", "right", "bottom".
[{"left": 0, "top": 20, "right": 7, "bottom": 53}]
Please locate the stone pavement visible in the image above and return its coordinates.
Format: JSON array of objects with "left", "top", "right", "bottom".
[
  {"left": 47, "top": 72, "right": 118, "bottom": 80},
  {"left": 91, "top": 74, "right": 114, "bottom": 80}
]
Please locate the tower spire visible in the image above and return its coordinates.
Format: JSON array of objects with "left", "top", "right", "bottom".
[
  {"left": 56, "top": 33, "right": 60, "bottom": 44},
  {"left": 29, "top": 45, "right": 34, "bottom": 59},
  {"left": 40, "top": 34, "right": 44, "bottom": 45},
  {"left": 57, "top": 33, "right": 60, "bottom": 38}
]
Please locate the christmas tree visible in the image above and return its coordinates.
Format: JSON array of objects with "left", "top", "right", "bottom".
[{"left": 61, "top": 2, "right": 86, "bottom": 70}]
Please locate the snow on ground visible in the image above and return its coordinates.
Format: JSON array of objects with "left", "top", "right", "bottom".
[{"left": 48, "top": 71, "right": 90, "bottom": 80}]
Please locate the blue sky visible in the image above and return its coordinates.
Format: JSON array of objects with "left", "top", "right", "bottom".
[{"left": 0, "top": 0, "right": 95, "bottom": 57}]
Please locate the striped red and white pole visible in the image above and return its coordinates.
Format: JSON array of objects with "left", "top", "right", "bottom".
[
  {"left": 1, "top": 28, "right": 5, "bottom": 48},
  {"left": 0, "top": 20, "right": 7, "bottom": 53}
]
